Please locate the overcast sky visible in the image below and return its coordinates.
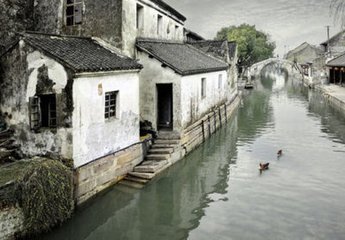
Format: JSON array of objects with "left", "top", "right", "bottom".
[{"left": 165, "top": 0, "right": 342, "bottom": 56}]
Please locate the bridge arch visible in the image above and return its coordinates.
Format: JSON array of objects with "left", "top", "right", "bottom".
[{"left": 249, "top": 58, "right": 301, "bottom": 79}]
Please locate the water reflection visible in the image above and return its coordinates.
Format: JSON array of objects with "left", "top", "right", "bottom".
[{"left": 41, "top": 71, "right": 345, "bottom": 240}]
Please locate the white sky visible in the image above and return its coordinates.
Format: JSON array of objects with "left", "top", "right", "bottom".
[{"left": 165, "top": 0, "right": 342, "bottom": 56}]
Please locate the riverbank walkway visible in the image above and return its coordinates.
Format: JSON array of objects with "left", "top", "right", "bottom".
[{"left": 315, "top": 84, "right": 345, "bottom": 112}]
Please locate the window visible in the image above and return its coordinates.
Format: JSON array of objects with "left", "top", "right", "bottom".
[
  {"left": 175, "top": 25, "right": 179, "bottom": 39},
  {"left": 29, "top": 94, "right": 57, "bottom": 130},
  {"left": 157, "top": 15, "right": 163, "bottom": 36},
  {"left": 136, "top": 4, "right": 144, "bottom": 30},
  {"left": 201, "top": 78, "right": 206, "bottom": 98},
  {"left": 105, "top": 91, "right": 118, "bottom": 119},
  {"left": 218, "top": 74, "right": 223, "bottom": 89},
  {"left": 65, "top": 0, "right": 83, "bottom": 26}
]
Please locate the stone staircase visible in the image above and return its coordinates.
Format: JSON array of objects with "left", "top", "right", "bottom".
[{"left": 119, "top": 137, "right": 180, "bottom": 189}]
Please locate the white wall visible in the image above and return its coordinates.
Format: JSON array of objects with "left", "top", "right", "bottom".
[
  {"left": 137, "top": 51, "right": 182, "bottom": 132},
  {"left": 72, "top": 71, "right": 140, "bottom": 168},
  {"left": 180, "top": 70, "right": 228, "bottom": 128},
  {"left": 122, "top": 0, "right": 184, "bottom": 57}
]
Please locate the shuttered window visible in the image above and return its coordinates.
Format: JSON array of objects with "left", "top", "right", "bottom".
[
  {"left": 66, "top": 0, "right": 83, "bottom": 26},
  {"left": 29, "top": 94, "right": 57, "bottom": 130}
]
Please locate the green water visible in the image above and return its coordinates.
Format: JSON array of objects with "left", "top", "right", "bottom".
[{"left": 41, "top": 73, "right": 345, "bottom": 240}]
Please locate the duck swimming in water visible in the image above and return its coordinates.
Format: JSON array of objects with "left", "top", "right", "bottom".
[
  {"left": 259, "top": 162, "right": 269, "bottom": 171},
  {"left": 277, "top": 149, "right": 282, "bottom": 157}
]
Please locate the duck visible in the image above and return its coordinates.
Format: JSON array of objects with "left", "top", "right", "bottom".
[
  {"left": 277, "top": 149, "right": 282, "bottom": 157},
  {"left": 259, "top": 162, "right": 269, "bottom": 171}
]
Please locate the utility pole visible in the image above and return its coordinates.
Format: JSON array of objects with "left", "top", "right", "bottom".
[{"left": 326, "top": 25, "right": 331, "bottom": 56}]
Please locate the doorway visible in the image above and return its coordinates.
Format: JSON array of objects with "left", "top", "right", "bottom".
[{"left": 157, "top": 84, "right": 173, "bottom": 130}]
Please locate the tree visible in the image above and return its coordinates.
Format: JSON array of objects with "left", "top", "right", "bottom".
[
  {"left": 215, "top": 24, "right": 276, "bottom": 68},
  {"left": 330, "top": 0, "right": 345, "bottom": 28}
]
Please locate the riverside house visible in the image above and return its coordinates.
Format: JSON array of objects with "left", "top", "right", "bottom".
[{"left": 0, "top": 0, "right": 238, "bottom": 204}]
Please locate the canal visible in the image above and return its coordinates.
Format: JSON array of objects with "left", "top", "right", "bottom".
[{"left": 41, "top": 71, "right": 345, "bottom": 240}]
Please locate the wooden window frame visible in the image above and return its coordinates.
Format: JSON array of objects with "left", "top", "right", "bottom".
[
  {"left": 65, "top": 0, "right": 83, "bottom": 26},
  {"left": 29, "top": 94, "right": 57, "bottom": 130},
  {"left": 105, "top": 91, "right": 118, "bottom": 120}
]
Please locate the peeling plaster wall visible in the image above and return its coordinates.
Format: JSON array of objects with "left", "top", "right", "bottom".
[
  {"left": 72, "top": 72, "right": 140, "bottom": 168},
  {"left": 180, "top": 70, "right": 228, "bottom": 128},
  {"left": 122, "top": 0, "right": 184, "bottom": 57},
  {"left": 137, "top": 51, "right": 182, "bottom": 133},
  {"left": 0, "top": 42, "right": 73, "bottom": 159}
]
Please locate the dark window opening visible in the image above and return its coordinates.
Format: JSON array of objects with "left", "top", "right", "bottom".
[
  {"left": 136, "top": 4, "right": 144, "bottom": 30},
  {"left": 201, "top": 78, "right": 206, "bottom": 98},
  {"left": 157, "top": 15, "right": 163, "bottom": 36},
  {"left": 105, "top": 91, "right": 118, "bottom": 119},
  {"left": 29, "top": 94, "right": 57, "bottom": 130},
  {"left": 66, "top": 0, "right": 83, "bottom": 26}
]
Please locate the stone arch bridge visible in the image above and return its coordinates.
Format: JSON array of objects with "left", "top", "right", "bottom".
[{"left": 248, "top": 58, "right": 302, "bottom": 79}]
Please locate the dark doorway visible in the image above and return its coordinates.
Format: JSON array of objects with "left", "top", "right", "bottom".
[{"left": 157, "top": 84, "right": 173, "bottom": 130}]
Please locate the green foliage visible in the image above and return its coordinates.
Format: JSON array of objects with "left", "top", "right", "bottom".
[
  {"left": 15, "top": 158, "right": 73, "bottom": 235},
  {"left": 215, "top": 24, "right": 276, "bottom": 67}
]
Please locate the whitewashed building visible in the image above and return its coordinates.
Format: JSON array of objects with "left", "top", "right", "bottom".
[
  {"left": 136, "top": 38, "right": 235, "bottom": 138},
  {"left": 0, "top": 33, "right": 143, "bottom": 203}
]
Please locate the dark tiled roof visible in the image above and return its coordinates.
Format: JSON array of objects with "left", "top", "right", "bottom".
[
  {"left": 321, "top": 30, "right": 345, "bottom": 46},
  {"left": 190, "top": 40, "right": 237, "bottom": 62},
  {"left": 23, "top": 33, "right": 142, "bottom": 72},
  {"left": 190, "top": 40, "right": 227, "bottom": 60},
  {"left": 184, "top": 29, "right": 205, "bottom": 42},
  {"left": 326, "top": 52, "right": 345, "bottom": 67},
  {"left": 151, "top": 0, "right": 186, "bottom": 21},
  {"left": 136, "top": 38, "right": 228, "bottom": 76}
]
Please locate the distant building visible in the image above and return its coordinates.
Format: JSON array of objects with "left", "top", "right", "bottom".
[
  {"left": 320, "top": 30, "right": 345, "bottom": 58},
  {"left": 326, "top": 53, "right": 345, "bottom": 85},
  {"left": 285, "top": 42, "right": 323, "bottom": 64},
  {"left": 184, "top": 29, "right": 205, "bottom": 42}
]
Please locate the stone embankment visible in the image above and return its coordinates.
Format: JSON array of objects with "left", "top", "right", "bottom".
[
  {"left": 315, "top": 84, "right": 345, "bottom": 113},
  {"left": 119, "top": 96, "right": 241, "bottom": 188}
]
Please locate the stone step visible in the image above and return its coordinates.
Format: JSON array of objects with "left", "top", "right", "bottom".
[
  {"left": 154, "top": 139, "right": 180, "bottom": 145},
  {"left": 124, "top": 176, "right": 150, "bottom": 184},
  {"left": 118, "top": 180, "right": 145, "bottom": 189},
  {"left": 134, "top": 160, "right": 168, "bottom": 173},
  {"left": 128, "top": 171, "right": 156, "bottom": 180},
  {"left": 148, "top": 148, "right": 174, "bottom": 154},
  {"left": 145, "top": 154, "right": 170, "bottom": 161},
  {"left": 151, "top": 144, "right": 177, "bottom": 149}
]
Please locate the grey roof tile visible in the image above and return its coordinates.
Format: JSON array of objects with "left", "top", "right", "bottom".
[
  {"left": 136, "top": 38, "right": 228, "bottom": 76},
  {"left": 326, "top": 52, "right": 345, "bottom": 67},
  {"left": 23, "top": 33, "right": 142, "bottom": 72}
]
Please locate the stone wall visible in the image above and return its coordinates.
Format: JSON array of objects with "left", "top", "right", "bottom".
[
  {"left": 181, "top": 95, "right": 240, "bottom": 153},
  {"left": 75, "top": 143, "right": 144, "bottom": 205},
  {"left": 0, "top": 206, "right": 24, "bottom": 240}
]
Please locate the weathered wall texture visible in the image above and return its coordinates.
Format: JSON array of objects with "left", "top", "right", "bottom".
[
  {"left": 61, "top": 0, "right": 123, "bottom": 49},
  {"left": 180, "top": 70, "right": 228, "bottom": 128},
  {"left": 72, "top": 71, "right": 140, "bottom": 168},
  {"left": 0, "top": 42, "right": 73, "bottom": 159},
  {"left": 0, "top": 0, "right": 34, "bottom": 48},
  {"left": 137, "top": 51, "right": 182, "bottom": 133},
  {"left": 33, "top": 0, "right": 63, "bottom": 35},
  {"left": 75, "top": 143, "right": 143, "bottom": 204},
  {"left": 122, "top": 0, "right": 184, "bottom": 56},
  {"left": 0, "top": 206, "right": 24, "bottom": 240}
]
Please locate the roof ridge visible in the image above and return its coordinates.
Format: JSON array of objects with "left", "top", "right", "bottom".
[
  {"left": 136, "top": 37, "right": 184, "bottom": 44},
  {"left": 23, "top": 31, "right": 92, "bottom": 40}
]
